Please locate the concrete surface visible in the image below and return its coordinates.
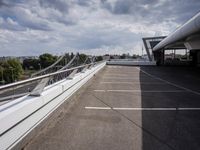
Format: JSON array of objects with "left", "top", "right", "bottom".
[
  {"left": 23, "top": 66, "right": 200, "bottom": 150},
  {"left": 107, "top": 60, "right": 156, "bottom": 66}
]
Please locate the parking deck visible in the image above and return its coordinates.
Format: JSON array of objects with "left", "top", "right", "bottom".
[{"left": 23, "top": 66, "right": 200, "bottom": 150}]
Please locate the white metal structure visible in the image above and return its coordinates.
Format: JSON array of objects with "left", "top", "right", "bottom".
[
  {"left": 0, "top": 61, "right": 106, "bottom": 150},
  {"left": 153, "top": 12, "right": 200, "bottom": 51}
]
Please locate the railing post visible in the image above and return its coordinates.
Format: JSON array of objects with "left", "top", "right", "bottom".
[
  {"left": 30, "top": 77, "right": 50, "bottom": 96},
  {"left": 81, "top": 65, "right": 89, "bottom": 73},
  {"left": 66, "top": 69, "right": 78, "bottom": 79}
]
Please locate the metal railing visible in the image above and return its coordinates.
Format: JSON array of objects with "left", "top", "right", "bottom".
[
  {"left": 59, "top": 53, "right": 79, "bottom": 71},
  {"left": 0, "top": 61, "right": 104, "bottom": 103},
  {"left": 31, "top": 54, "right": 66, "bottom": 77}
]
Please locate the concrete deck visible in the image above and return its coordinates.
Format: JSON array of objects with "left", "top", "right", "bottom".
[{"left": 23, "top": 66, "right": 200, "bottom": 150}]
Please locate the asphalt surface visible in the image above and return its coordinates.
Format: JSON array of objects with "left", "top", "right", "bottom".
[{"left": 24, "top": 65, "right": 200, "bottom": 150}]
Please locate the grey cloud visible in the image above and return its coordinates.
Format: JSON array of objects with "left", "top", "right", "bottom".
[
  {"left": 0, "top": 0, "right": 6, "bottom": 6},
  {"left": 0, "top": 0, "right": 26, "bottom": 7},
  {"left": 101, "top": 0, "right": 200, "bottom": 24},
  {"left": 0, "top": 0, "right": 10, "bottom": 6},
  {"left": 0, "top": 3, "right": 52, "bottom": 31},
  {"left": 113, "top": 0, "right": 132, "bottom": 14},
  {"left": 0, "top": 17, "right": 25, "bottom": 31},
  {"left": 39, "top": 0, "right": 69, "bottom": 13},
  {"left": 76, "top": 0, "right": 91, "bottom": 7},
  {"left": 38, "top": 0, "right": 79, "bottom": 26},
  {"left": 61, "top": 26, "right": 139, "bottom": 50},
  {"left": 100, "top": 0, "right": 112, "bottom": 11}
]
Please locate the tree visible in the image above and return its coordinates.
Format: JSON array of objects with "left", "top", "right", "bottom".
[
  {"left": 96, "top": 56, "right": 103, "bottom": 61},
  {"left": 0, "top": 66, "right": 5, "bottom": 84},
  {"left": 23, "top": 59, "right": 40, "bottom": 70},
  {"left": 39, "top": 53, "right": 57, "bottom": 68},
  {"left": 79, "top": 53, "right": 87, "bottom": 64},
  {"left": 0, "top": 59, "right": 23, "bottom": 83},
  {"left": 120, "top": 54, "right": 126, "bottom": 59},
  {"left": 70, "top": 52, "right": 74, "bottom": 59}
]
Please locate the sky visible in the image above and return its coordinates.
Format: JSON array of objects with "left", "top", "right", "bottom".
[{"left": 0, "top": 0, "right": 200, "bottom": 56}]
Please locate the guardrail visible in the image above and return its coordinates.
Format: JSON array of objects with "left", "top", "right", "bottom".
[
  {"left": 0, "top": 61, "right": 106, "bottom": 150},
  {"left": 0, "top": 61, "right": 102, "bottom": 104}
]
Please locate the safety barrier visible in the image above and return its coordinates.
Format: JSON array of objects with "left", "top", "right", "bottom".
[{"left": 0, "top": 61, "right": 106, "bottom": 150}]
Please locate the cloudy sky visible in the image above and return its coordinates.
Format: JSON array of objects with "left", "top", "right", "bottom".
[{"left": 0, "top": 0, "right": 200, "bottom": 56}]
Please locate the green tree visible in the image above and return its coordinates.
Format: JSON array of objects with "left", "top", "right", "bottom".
[
  {"left": 79, "top": 53, "right": 87, "bottom": 64},
  {"left": 96, "top": 56, "right": 103, "bottom": 62},
  {"left": 70, "top": 52, "right": 74, "bottom": 59},
  {"left": 0, "top": 66, "right": 5, "bottom": 84},
  {"left": 120, "top": 54, "right": 126, "bottom": 59},
  {"left": 0, "top": 59, "right": 23, "bottom": 83},
  {"left": 39, "top": 53, "right": 57, "bottom": 68},
  {"left": 23, "top": 59, "right": 40, "bottom": 70}
]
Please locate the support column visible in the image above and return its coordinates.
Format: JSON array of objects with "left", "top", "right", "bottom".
[{"left": 153, "top": 50, "right": 164, "bottom": 66}]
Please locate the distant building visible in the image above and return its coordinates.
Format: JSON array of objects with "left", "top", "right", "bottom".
[
  {"left": 16, "top": 56, "right": 39, "bottom": 63},
  {"left": 103, "top": 55, "right": 110, "bottom": 60}
]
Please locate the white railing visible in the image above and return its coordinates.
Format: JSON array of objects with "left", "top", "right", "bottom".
[{"left": 0, "top": 61, "right": 106, "bottom": 150}]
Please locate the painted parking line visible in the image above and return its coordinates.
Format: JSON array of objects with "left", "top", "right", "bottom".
[
  {"left": 93, "top": 90, "right": 185, "bottom": 93},
  {"left": 113, "top": 107, "right": 177, "bottom": 110},
  {"left": 85, "top": 107, "right": 200, "bottom": 111},
  {"left": 137, "top": 67, "right": 200, "bottom": 96},
  {"left": 85, "top": 107, "right": 111, "bottom": 110},
  {"left": 103, "top": 77, "right": 140, "bottom": 80},
  {"left": 100, "top": 82, "right": 166, "bottom": 85},
  {"left": 178, "top": 108, "right": 200, "bottom": 110},
  {"left": 103, "top": 74, "right": 138, "bottom": 77},
  {"left": 93, "top": 90, "right": 106, "bottom": 92}
]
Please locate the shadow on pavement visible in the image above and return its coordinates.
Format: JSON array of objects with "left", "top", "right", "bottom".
[{"left": 140, "top": 66, "right": 200, "bottom": 150}]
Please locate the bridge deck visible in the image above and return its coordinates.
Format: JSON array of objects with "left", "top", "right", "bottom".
[{"left": 24, "top": 66, "right": 200, "bottom": 150}]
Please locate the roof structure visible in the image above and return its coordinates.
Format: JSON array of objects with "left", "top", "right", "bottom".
[{"left": 153, "top": 12, "right": 200, "bottom": 51}]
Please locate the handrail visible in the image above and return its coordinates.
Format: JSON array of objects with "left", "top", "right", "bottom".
[
  {"left": 59, "top": 53, "right": 78, "bottom": 71},
  {"left": 31, "top": 54, "right": 66, "bottom": 77},
  {"left": 0, "top": 62, "right": 96, "bottom": 91}
]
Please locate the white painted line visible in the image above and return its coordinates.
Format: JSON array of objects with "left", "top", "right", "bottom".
[
  {"left": 107, "top": 90, "right": 140, "bottom": 92},
  {"left": 113, "top": 107, "right": 177, "bottom": 110},
  {"left": 85, "top": 107, "right": 111, "bottom": 110},
  {"left": 93, "top": 90, "right": 185, "bottom": 93},
  {"left": 93, "top": 90, "right": 106, "bottom": 92},
  {"left": 103, "top": 77, "right": 139, "bottom": 80},
  {"left": 85, "top": 107, "right": 200, "bottom": 111},
  {"left": 108, "top": 90, "right": 185, "bottom": 93},
  {"left": 103, "top": 75, "right": 140, "bottom": 77},
  {"left": 137, "top": 67, "right": 200, "bottom": 96},
  {"left": 100, "top": 82, "right": 166, "bottom": 85},
  {"left": 178, "top": 108, "right": 200, "bottom": 110},
  {"left": 104, "top": 74, "right": 137, "bottom": 76}
]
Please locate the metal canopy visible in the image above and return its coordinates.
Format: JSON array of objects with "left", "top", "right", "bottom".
[
  {"left": 142, "top": 36, "right": 166, "bottom": 61},
  {"left": 153, "top": 12, "right": 200, "bottom": 51}
]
